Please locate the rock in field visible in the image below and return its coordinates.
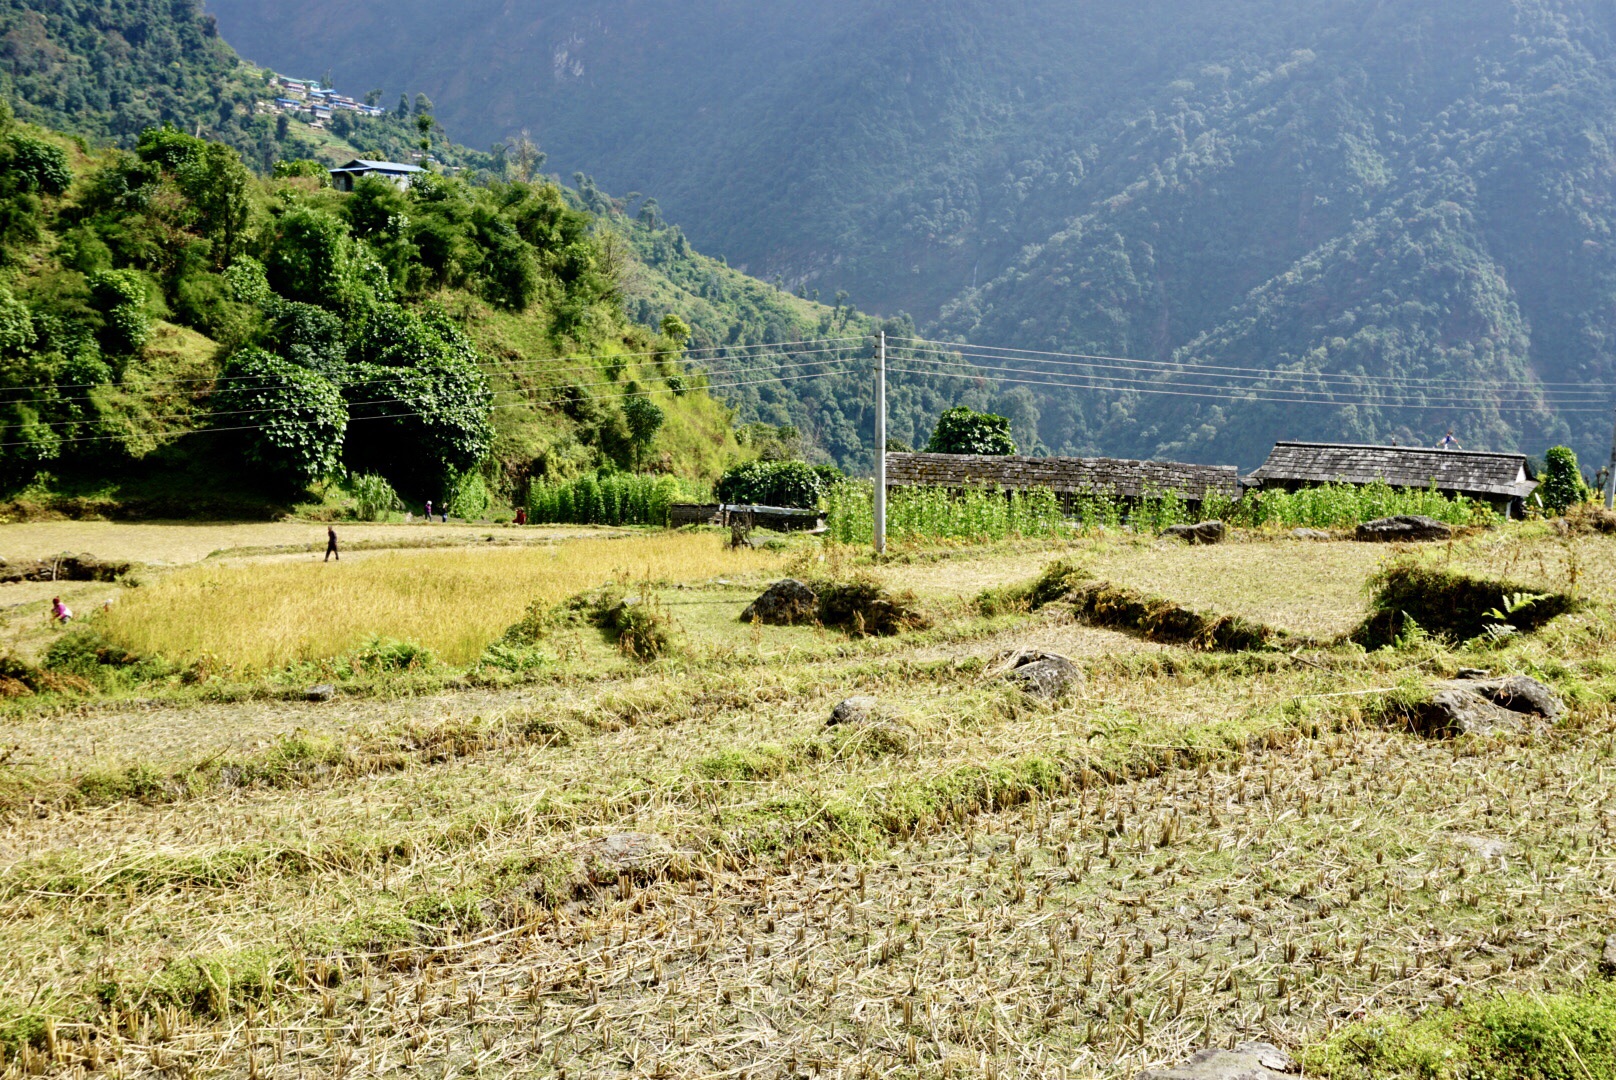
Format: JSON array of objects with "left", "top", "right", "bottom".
[
  {"left": 828, "top": 696, "right": 879, "bottom": 726},
  {"left": 1290, "top": 528, "right": 1332, "bottom": 541},
  {"left": 305, "top": 683, "right": 337, "bottom": 702},
  {"left": 741, "top": 579, "right": 819, "bottom": 625},
  {"left": 1480, "top": 674, "right": 1563, "bottom": 720},
  {"left": 1601, "top": 934, "right": 1616, "bottom": 977},
  {"left": 1354, "top": 515, "right": 1453, "bottom": 542},
  {"left": 995, "top": 650, "right": 1081, "bottom": 700},
  {"left": 1161, "top": 521, "right": 1227, "bottom": 545},
  {"left": 1424, "top": 673, "right": 1564, "bottom": 734},
  {"left": 1422, "top": 689, "right": 1530, "bottom": 736},
  {"left": 1135, "top": 1041, "right": 1294, "bottom": 1079}
]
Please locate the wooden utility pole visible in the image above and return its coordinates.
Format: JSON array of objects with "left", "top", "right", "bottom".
[{"left": 875, "top": 331, "right": 887, "bottom": 553}]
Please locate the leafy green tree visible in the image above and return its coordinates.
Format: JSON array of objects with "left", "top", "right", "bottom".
[
  {"left": 268, "top": 302, "right": 347, "bottom": 379},
  {"left": 213, "top": 346, "right": 347, "bottom": 488},
  {"left": 659, "top": 313, "right": 690, "bottom": 349},
  {"left": 622, "top": 393, "right": 665, "bottom": 469},
  {"left": 926, "top": 406, "right": 1017, "bottom": 456},
  {"left": 175, "top": 141, "right": 255, "bottom": 266},
  {"left": 342, "top": 305, "right": 492, "bottom": 489},
  {"left": 1540, "top": 446, "right": 1591, "bottom": 514},
  {"left": 266, "top": 207, "right": 365, "bottom": 310},
  {"left": 6, "top": 134, "right": 71, "bottom": 196},
  {"left": 88, "top": 269, "right": 151, "bottom": 357}
]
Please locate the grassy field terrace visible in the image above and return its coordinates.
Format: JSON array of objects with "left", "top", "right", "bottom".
[{"left": 0, "top": 518, "right": 1611, "bottom": 1078}]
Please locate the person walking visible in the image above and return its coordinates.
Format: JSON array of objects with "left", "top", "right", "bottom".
[
  {"left": 50, "top": 597, "right": 71, "bottom": 624},
  {"left": 1436, "top": 430, "right": 1462, "bottom": 450},
  {"left": 325, "top": 526, "right": 340, "bottom": 562},
  {"left": 424, "top": 499, "right": 433, "bottom": 521}
]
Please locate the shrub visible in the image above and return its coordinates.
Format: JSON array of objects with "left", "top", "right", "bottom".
[
  {"left": 6, "top": 134, "right": 71, "bottom": 196},
  {"left": 1539, "top": 445, "right": 1590, "bottom": 514},
  {"left": 348, "top": 472, "right": 401, "bottom": 521},
  {"left": 590, "top": 588, "right": 676, "bottom": 660},
  {"left": 716, "top": 460, "right": 835, "bottom": 509},
  {"left": 814, "top": 575, "right": 929, "bottom": 636},
  {"left": 88, "top": 269, "right": 150, "bottom": 356},
  {"left": 925, "top": 406, "right": 1017, "bottom": 455}
]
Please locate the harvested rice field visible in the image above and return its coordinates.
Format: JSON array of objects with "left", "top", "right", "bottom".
[{"left": 0, "top": 521, "right": 1613, "bottom": 1079}]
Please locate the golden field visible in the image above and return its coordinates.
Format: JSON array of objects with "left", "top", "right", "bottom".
[{"left": 96, "top": 532, "right": 785, "bottom": 668}]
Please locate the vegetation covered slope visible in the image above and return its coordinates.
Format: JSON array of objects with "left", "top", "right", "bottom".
[{"left": 209, "top": 0, "right": 1616, "bottom": 466}]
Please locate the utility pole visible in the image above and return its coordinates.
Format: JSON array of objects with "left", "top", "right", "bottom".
[
  {"left": 1606, "top": 402, "right": 1616, "bottom": 509},
  {"left": 874, "top": 331, "right": 887, "bottom": 553}
]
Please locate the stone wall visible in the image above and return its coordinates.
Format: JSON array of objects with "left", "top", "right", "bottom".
[{"left": 884, "top": 452, "right": 1240, "bottom": 502}]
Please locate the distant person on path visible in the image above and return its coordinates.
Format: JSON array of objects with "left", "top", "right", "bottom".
[
  {"left": 325, "top": 526, "right": 340, "bottom": 562},
  {"left": 1436, "top": 430, "right": 1462, "bottom": 450},
  {"left": 440, "top": 502, "right": 449, "bottom": 523},
  {"left": 515, "top": 508, "right": 528, "bottom": 526},
  {"left": 424, "top": 500, "right": 433, "bottom": 521},
  {"left": 50, "top": 597, "right": 71, "bottom": 624}
]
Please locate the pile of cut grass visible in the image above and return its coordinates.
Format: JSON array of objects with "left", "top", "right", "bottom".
[
  {"left": 1069, "top": 580, "right": 1283, "bottom": 651},
  {"left": 1355, "top": 557, "right": 1577, "bottom": 648}
]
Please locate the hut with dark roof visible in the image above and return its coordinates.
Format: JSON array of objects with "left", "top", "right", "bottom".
[
  {"left": 884, "top": 452, "right": 1241, "bottom": 507},
  {"left": 1246, "top": 441, "right": 1537, "bottom": 516}
]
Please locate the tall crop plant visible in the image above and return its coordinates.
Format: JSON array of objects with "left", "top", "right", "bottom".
[{"left": 528, "top": 474, "right": 688, "bottom": 527}]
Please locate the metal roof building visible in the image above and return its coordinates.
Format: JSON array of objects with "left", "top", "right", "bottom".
[
  {"left": 328, "top": 159, "right": 426, "bottom": 192},
  {"left": 1246, "top": 441, "right": 1537, "bottom": 513}
]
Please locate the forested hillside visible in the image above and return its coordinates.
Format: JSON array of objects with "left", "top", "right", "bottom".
[{"left": 208, "top": 0, "right": 1616, "bottom": 466}]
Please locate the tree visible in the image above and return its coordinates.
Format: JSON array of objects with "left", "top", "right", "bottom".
[
  {"left": 1540, "top": 446, "right": 1591, "bottom": 514},
  {"left": 88, "top": 270, "right": 150, "bottom": 358},
  {"left": 926, "top": 406, "right": 1017, "bottom": 456},
  {"left": 716, "top": 460, "right": 834, "bottom": 509},
  {"left": 175, "top": 141, "right": 253, "bottom": 266},
  {"left": 659, "top": 313, "right": 691, "bottom": 350},
  {"left": 266, "top": 208, "right": 362, "bottom": 310},
  {"left": 213, "top": 347, "right": 347, "bottom": 488},
  {"left": 413, "top": 93, "right": 435, "bottom": 116},
  {"left": 622, "top": 393, "right": 665, "bottom": 469}
]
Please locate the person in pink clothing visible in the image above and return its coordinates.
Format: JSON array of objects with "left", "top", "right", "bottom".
[{"left": 50, "top": 597, "right": 71, "bottom": 624}]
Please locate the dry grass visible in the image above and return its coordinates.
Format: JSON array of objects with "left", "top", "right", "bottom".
[
  {"left": 0, "top": 526, "right": 1612, "bottom": 1078},
  {"left": 96, "top": 534, "right": 786, "bottom": 668}
]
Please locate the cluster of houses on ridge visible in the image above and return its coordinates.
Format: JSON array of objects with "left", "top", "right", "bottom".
[{"left": 260, "top": 75, "right": 389, "bottom": 130}]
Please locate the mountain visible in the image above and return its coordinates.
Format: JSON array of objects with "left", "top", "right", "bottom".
[{"left": 206, "top": 0, "right": 1616, "bottom": 468}]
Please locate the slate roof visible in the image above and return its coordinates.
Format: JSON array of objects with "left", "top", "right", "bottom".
[
  {"left": 885, "top": 452, "right": 1241, "bottom": 500},
  {"left": 328, "top": 159, "right": 426, "bottom": 175},
  {"left": 1247, "top": 442, "right": 1537, "bottom": 499}
]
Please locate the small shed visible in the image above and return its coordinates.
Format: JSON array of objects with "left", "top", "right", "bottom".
[
  {"left": 1245, "top": 441, "right": 1537, "bottom": 515},
  {"left": 328, "top": 159, "right": 426, "bottom": 192},
  {"left": 884, "top": 452, "right": 1241, "bottom": 506}
]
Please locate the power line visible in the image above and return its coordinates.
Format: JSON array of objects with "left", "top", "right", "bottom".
[
  {"left": 0, "top": 365, "right": 860, "bottom": 449},
  {"left": 22, "top": 335, "right": 869, "bottom": 395},
  {"left": 890, "top": 360, "right": 1612, "bottom": 414},
  {"left": 894, "top": 336, "right": 1615, "bottom": 392},
  {"left": 895, "top": 352, "right": 1611, "bottom": 410}
]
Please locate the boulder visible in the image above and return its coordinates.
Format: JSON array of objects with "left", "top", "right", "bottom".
[
  {"left": 1421, "top": 689, "right": 1527, "bottom": 736},
  {"left": 1355, "top": 515, "right": 1454, "bottom": 542},
  {"left": 828, "top": 696, "right": 879, "bottom": 726},
  {"left": 1161, "top": 521, "right": 1227, "bottom": 545},
  {"left": 1135, "top": 1041, "right": 1294, "bottom": 1080},
  {"left": 741, "top": 579, "right": 819, "bottom": 625},
  {"left": 995, "top": 649, "right": 1081, "bottom": 700},
  {"left": 1290, "top": 528, "right": 1332, "bottom": 541},
  {"left": 305, "top": 683, "right": 337, "bottom": 702},
  {"left": 1481, "top": 674, "right": 1563, "bottom": 720},
  {"left": 1601, "top": 934, "right": 1616, "bottom": 977}
]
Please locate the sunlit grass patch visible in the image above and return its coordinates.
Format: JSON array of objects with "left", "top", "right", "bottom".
[{"left": 96, "top": 533, "right": 784, "bottom": 668}]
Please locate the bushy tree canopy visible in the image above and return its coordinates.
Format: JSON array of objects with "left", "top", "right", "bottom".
[
  {"left": 213, "top": 346, "right": 347, "bottom": 487},
  {"left": 926, "top": 407, "right": 1017, "bottom": 456}
]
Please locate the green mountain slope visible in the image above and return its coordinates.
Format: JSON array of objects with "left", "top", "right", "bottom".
[{"left": 207, "top": 0, "right": 1616, "bottom": 466}]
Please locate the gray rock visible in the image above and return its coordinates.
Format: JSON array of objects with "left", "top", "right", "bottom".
[
  {"left": 1161, "top": 521, "right": 1227, "bottom": 545},
  {"left": 1136, "top": 1041, "right": 1294, "bottom": 1080},
  {"left": 1483, "top": 675, "right": 1563, "bottom": 720},
  {"left": 1422, "top": 689, "right": 1525, "bottom": 736},
  {"left": 828, "top": 696, "right": 879, "bottom": 726},
  {"left": 305, "top": 683, "right": 336, "bottom": 702},
  {"left": 1601, "top": 934, "right": 1616, "bottom": 977},
  {"left": 996, "top": 650, "right": 1081, "bottom": 700},
  {"left": 1456, "top": 668, "right": 1492, "bottom": 680},
  {"left": 741, "top": 579, "right": 819, "bottom": 625},
  {"left": 1355, "top": 515, "right": 1454, "bottom": 542},
  {"left": 1290, "top": 528, "right": 1332, "bottom": 541}
]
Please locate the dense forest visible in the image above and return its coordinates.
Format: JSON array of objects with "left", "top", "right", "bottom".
[{"left": 210, "top": 0, "right": 1616, "bottom": 467}]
